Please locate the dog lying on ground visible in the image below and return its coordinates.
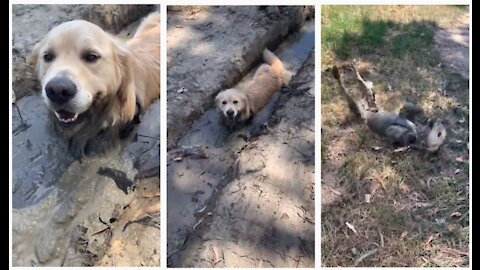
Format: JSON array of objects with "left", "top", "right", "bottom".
[
  {"left": 215, "top": 49, "right": 292, "bottom": 133},
  {"left": 29, "top": 12, "right": 160, "bottom": 158},
  {"left": 332, "top": 63, "right": 446, "bottom": 151}
]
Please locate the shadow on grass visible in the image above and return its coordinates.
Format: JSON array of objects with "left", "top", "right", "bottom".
[{"left": 327, "top": 18, "right": 438, "bottom": 66}]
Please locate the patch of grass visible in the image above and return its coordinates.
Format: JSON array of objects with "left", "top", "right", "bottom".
[
  {"left": 321, "top": 6, "right": 389, "bottom": 60},
  {"left": 391, "top": 22, "right": 436, "bottom": 62},
  {"left": 321, "top": 5, "right": 469, "bottom": 267},
  {"left": 320, "top": 71, "right": 338, "bottom": 103},
  {"left": 322, "top": 5, "right": 466, "bottom": 65},
  {"left": 339, "top": 153, "right": 371, "bottom": 180},
  {"left": 374, "top": 203, "right": 412, "bottom": 233}
]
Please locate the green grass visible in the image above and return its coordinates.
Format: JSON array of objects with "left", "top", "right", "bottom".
[
  {"left": 321, "top": 5, "right": 469, "bottom": 267},
  {"left": 322, "top": 5, "right": 466, "bottom": 65}
]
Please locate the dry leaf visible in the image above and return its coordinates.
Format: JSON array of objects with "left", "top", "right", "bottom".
[
  {"left": 329, "top": 187, "right": 341, "bottom": 196},
  {"left": 450, "top": 211, "right": 462, "bottom": 217},
  {"left": 345, "top": 222, "right": 358, "bottom": 234},
  {"left": 393, "top": 146, "right": 410, "bottom": 152},
  {"left": 211, "top": 244, "right": 223, "bottom": 264},
  {"left": 354, "top": 249, "right": 378, "bottom": 266},
  {"left": 364, "top": 194, "right": 372, "bottom": 203},
  {"left": 424, "top": 234, "right": 438, "bottom": 248}
]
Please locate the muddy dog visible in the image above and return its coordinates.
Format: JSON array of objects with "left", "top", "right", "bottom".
[
  {"left": 332, "top": 63, "right": 446, "bottom": 151},
  {"left": 215, "top": 49, "right": 292, "bottom": 136},
  {"left": 29, "top": 12, "right": 160, "bottom": 158}
]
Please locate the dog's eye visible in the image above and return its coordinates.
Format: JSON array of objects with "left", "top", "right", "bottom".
[
  {"left": 83, "top": 53, "right": 100, "bottom": 63},
  {"left": 222, "top": 101, "right": 227, "bottom": 105},
  {"left": 43, "top": 52, "right": 55, "bottom": 62},
  {"left": 233, "top": 100, "right": 238, "bottom": 104}
]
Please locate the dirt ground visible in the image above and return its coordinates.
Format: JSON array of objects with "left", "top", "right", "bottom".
[
  {"left": 175, "top": 51, "right": 315, "bottom": 268},
  {"left": 321, "top": 7, "right": 469, "bottom": 267},
  {"left": 167, "top": 6, "right": 315, "bottom": 267},
  {"left": 11, "top": 5, "right": 160, "bottom": 266},
  {"left": 434, "top": 13, "right": 469, "bottom": 79}
]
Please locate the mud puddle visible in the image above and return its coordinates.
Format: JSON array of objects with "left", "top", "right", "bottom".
[
  {"left": 12, "top": 24, "right": 160, "bottom": 267},
  {"left": 167, "top": 21, "right": 314, "bottom": 266},
  {"left": 12, "top": 95, "right": 160, "bottom": 266}
]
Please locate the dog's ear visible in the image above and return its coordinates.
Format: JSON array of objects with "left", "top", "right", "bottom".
[
  {"left": 214, "top": 93, "right": 221, "bottom": 108},
  {"left": 27, "top": 38, "right": 46, "bottom": 75},
  {"left": 113, "top": 39, "right": 137, "bottom": 124}
]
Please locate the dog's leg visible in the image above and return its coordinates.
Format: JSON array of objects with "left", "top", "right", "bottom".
[
  {"left": 245, "top": 91, "right": 281, "bottom": 139},
  {"left": 120, "top": 100, "right": 142, "bottom": 139},
  {"left": 69, "top": 136, "right": 87, "bottom": 161}
]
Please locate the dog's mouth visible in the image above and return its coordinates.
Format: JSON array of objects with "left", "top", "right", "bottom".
[
  {"left": 55, "top": 110, "right": 78, "bottom": 123},
  {"left": 224, "top": 111, "right": 239, "bottom": 121},
  {"left": 54, "top": 109, "right": 89, "bottom": 128}
]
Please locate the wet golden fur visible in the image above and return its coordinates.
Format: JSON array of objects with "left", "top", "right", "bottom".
[
  {"left": 215, "top": 49, "right": 292, "bottom": 125},
  {"left": 28, "top": 12, "right": 160, "bottom": 155}
]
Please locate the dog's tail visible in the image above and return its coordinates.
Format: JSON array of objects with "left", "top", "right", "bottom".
[{"left": 263, "top": 49, "right": 284, "bottom": 76}]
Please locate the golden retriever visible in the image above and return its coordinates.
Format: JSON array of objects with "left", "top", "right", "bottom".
[
  {"left": 215, "top": 49, "right": 291, "bottom": 128},
  {"left": 29, "top": 12, "right": 160, "bottom": 157}
]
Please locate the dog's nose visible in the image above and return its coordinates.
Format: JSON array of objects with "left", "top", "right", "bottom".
[
  {"left": 226, "top": 109, "right": 234, "bottom": 116},
  {"left": 45, "top": 77, "right": 77, "bottom": 104}
]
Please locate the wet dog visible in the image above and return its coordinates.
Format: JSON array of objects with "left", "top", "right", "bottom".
[
  {"left": 215, "top": 49, "right": 292, "bottom": 131},
  {"left": 332, "top": 64, "right": 446, "bottom": 151},
  {"left": 29, "top": 12, "right": 160, "bottom": 158}
]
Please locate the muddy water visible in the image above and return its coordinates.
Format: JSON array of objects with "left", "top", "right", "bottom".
[
  {"left": 13, "top": 96, "right": 72, "bottom": 208},
  {"left": 167, "top": 21, "right": 314, "bottom": 263},
  {"left": 12, "top": 95, "right": 160, "bottom": 266}
]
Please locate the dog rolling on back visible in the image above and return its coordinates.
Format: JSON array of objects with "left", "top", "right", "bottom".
[
  {"left": 332, "top": 65, "right": 419, "bottom": 147},
  {"left": 367, "top": 111, "right": 418, "bottom": 147},
  {"left": 215, "top": 49, "right": 292, "bottom": 129},
  {"left": 332, "top": 64, "right": 449, "bottom": 151}
]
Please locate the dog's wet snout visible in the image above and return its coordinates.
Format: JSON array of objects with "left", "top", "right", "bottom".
[
  {"left": 226, "top": 109, "right": 235, "bottom": 117},
  {"left": 45, "top": 77, "right": 77, "bottom": 104}
]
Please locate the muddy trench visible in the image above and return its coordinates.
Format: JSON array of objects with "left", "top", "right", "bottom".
[
  {"left": 167, "top": 12, "right": 315, "bottom": 267},
  {"left": 12, "top": 6, "right": 160, "bottom": 267}
]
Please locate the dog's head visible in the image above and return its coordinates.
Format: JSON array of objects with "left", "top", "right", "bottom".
[
  {"left": 28, "top": 20, "right": 136, "bottom": 136},
  {"left": 215, "top": 88, "right": 250, "bottom": 124}
]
